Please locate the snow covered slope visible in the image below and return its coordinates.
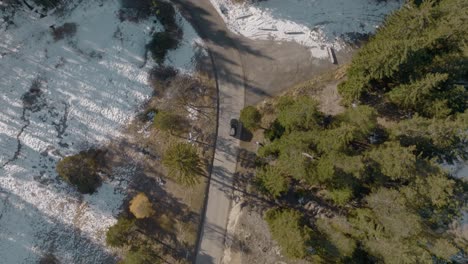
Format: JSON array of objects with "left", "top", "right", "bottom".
[
  {"left": 209, "top": 0, "right": 404, "bottom": 58},
  {"left": 0, "top": 0, "right": 200, "bottom": 262}
]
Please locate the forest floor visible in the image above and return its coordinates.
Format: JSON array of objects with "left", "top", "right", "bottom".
[{"left": 224, "top": 68, "right": 348, "bottom": 264}]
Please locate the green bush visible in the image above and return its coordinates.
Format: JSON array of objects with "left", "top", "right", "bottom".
[
  {"left": 56, "top": 150, "right": 102, "bottom": 194},
  {"left": 153, "top": 110, "right": 186, "bottom": 134},
  {"left": 106, "top": 217, "right": 136, "bottom": 247},
  {"left": 264, "top": 119, "right": 285, "bottom": 142},
  {"left": 240, "top": 106, "right": 261, "bottom": 130}
]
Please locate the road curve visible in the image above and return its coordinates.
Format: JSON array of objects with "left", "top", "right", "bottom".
[{"left": 171, "top": 0, "right": 245, "bottom": 263}]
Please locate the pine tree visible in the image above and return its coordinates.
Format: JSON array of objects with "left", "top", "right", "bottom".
[
  {"left": 255, "top": 165, "right": 290, "bottom": 198},
  {"left": 162, "top": 142, "right": 203, "bottom": 187},
  {"left": 264, "top": 209, "right": 313, "bottom": 259},
  {"left": 240, "top": 106, "right": 262, "bottom": 130},
  {"left": 106, "top": 217, "right": 136, "bottom": 247},
  {"left": 367, "top": 141, "right": 417, "bottom": 181},
  {"left": 277, "top": 97, "right": 322, "bottom": 131}
]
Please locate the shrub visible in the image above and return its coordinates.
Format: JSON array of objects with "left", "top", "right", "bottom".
[
  {"left": 106, "top": 217, "right": 136, "bottom": 247},
  {"left": 129, "top": 193, "right": 155, "bottom": 219},
  {"left": 153, "top": 111, "right": 187, "bottom": 134},
  {"left": 56, "top": 150, "right": 102, "bottom": 194},
  {"left": 153, "top": 110, "right": 186, "bottom": 134},
  {"left": 264, "top": 119, "right": 285, "bottom": 141},
  {"left": 240, "top": 106, "right": 261, "bottom": 130}
]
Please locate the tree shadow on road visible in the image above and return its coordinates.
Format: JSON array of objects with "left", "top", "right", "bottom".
[{"left": 171, "top": 0, "right": 274, "bottom": 99}]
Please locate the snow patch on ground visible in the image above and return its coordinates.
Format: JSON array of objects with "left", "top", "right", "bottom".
[
  {"left": 0, "top": 0, "right": 200, "bottom": 262},
  {"left": 209, "top": 0, "right": 404, "bottom": 58},
  {"left": 167, "top": 12, "right": 204, "bottom": 72}
]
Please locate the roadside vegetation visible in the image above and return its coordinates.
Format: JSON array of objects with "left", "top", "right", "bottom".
[
  {"left": 243, "top": 0, "right": 468, "bottom": 262},
  {"left": 240, "top": 105, "right": 262, "bottom": 131},
  {"left": 102, "top": 67, "right": 215, "bottom": 263}
]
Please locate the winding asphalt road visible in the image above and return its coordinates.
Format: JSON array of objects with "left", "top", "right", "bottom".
[
  {"left": 172, "top": 1, "right": 246, "bottom": 263},
  {"left": 172, "top": 1, "right": 346, "bottom": 263}
]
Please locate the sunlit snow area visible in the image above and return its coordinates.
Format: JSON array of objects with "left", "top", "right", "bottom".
[
  {"left": 209, "top": 0, "right": 404, "bottom": 58},
  {"left": 0, "top": 0, "right": 200, "bottom": 262}
]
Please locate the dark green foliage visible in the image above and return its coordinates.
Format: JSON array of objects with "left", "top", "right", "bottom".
[
  {"left": 387, "top": 73, "right": 451, "bottom": 117},
  {"left": 264, "top": 209, "right": 312, "bottom": 259},
  {"left": 255, "top": 165, "right": 289, "bottom": 198},
  {"left": 256, "top": 0, "right": 467, "bottom": 262},
  {"left": 366, "top": 188, "right": 422, "bottom": 239},
  {"left": 277, "top": 97, "right": 322, "bottom": 131},
  {"left": 240, "top": 106, "right": 261, "bottom": 130},
  {"left": 264, "top": 119, "right": 285, "bottom": 141},
  {"left": 316, "top": 217, "right": 356, "bottom": 257},
  {"left": 391, "top": 111, "right": 468, "bottom": 163},
  {"left": 367, "top": 141, "right": 417, "bottom": 180},
  {"left": 162, "top": 142, "right": 203, "bottom": 187},
  {"left": 257, "top": 95, "right": 464, "bottom": 261},
  {"left": 348, "top": 188, "right": 451, "bottom": 264},
  {"left": 106, "top": 217, "right": 136, "bottom": 247},
  {"left": 338, "top": 0, "right": 468, "bottom": 118},
  {"left": 56, "top": 150, "right": 103, "bottom": 194},
  {"left": 337, "top": 105, "right": 377, "bottom": 138},
  {"left": 324, "top": 187, "right": 354, "bottom": 206}
]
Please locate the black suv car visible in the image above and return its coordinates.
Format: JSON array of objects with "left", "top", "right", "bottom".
[{"left": 230, "top": 119, "right": 239, "bottom": 137}]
